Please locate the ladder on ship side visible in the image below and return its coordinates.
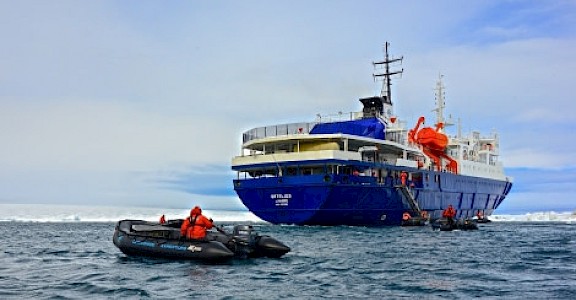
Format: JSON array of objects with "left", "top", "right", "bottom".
[{"left": 395, "top": 185, "right": 422, "bottom": 214}]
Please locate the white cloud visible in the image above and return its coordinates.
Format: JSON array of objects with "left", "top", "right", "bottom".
[
  {"left": 0, "top": 100, "right": 240, "bottom": 171},
  {"left": 400, "top": 38, "right": 576, "bottom": 116},
  {"left": 504, "top": 148, "right": 573, "bottom": 169},
  {"left": 498, "top": 191, "right": 575, "bottom": 214}
]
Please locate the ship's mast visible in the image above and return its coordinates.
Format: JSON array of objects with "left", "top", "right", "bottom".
[
  {"left": 433, "top": 74, "right": 453, "bottom": 132},
  {"left": 373, "top": 42, "right": 403, "bottom": 105},
  {"left": 433, "top": 74, "right": 446, "bottom": 125}
]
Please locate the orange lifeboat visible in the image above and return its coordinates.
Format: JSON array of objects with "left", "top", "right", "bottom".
[
  {"left": 408, "top": 117, "right": 448, "bottom": 150},
  {"left": 409, "top": 117, "right": 458, "bottom": 173},
  {"left": 415, "top": 127, "right": 448, "bottom": 150}
]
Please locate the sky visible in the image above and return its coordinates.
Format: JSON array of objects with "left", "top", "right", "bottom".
[{"left": 1, "top": 0, "right": 575, "bottom": 213}]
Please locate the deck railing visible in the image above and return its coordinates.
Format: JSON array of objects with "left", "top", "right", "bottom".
[
  {"left": 242, "top": 122, "right": 318, "bottom": 143},
  {"left": 242, "top": 111, "right": 363, "bottom": 143}
]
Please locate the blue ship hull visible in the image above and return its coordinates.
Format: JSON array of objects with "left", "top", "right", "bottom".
[
  {"left": 232, "top": 46, "right": 513, "bottom": 226},
  {"left": 233, "top": 169, "right": 512, "bottom": 226}
]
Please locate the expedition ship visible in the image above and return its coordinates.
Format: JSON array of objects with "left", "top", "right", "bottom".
[{"left": 231, "top": 43, "right": 513, "bottom": 226}]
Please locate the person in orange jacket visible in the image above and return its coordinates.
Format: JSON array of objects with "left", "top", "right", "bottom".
[
  {"left": 400, "top": 171, "right": 407, "bottom": 186},
  {"left": 442, "top": 204, "right": 457, "bottom": 225},
  {"left": 180, "top": 206, "right": 214, "bottom": 240},
  {"left": 402, "top": 212, "right": 411, "bottom": 221},
  {"left": 476, "top": 210, "right": 484, "bottom": 220}
]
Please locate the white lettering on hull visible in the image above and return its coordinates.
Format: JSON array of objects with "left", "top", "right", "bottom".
[{"left": 270, "top": 193, "right": 291, "bottom": 206}]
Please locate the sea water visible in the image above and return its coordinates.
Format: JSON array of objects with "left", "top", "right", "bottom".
[{"left": 0, "top": 204, "right": 575, "bottom": 299}]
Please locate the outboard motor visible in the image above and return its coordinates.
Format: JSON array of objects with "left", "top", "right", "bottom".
[
  {"left": 233, "top": 224, "right": 253, "bottom": 235},
  {"left": 232, "top": 225, "right": 258, "bottom": 257}
]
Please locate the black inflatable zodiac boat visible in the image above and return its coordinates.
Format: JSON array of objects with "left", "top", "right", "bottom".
[
  {"left": 431, "top": 217, "right": 479, "bottom": 231},
  {"left": 113, "top": 219, "right": 290, "bottom": 261}
]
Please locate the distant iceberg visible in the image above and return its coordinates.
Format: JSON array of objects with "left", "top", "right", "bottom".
[
  {"left": 491, "top": 211, "right": 576, "bottom": 223},
  {"left": 1, "top": 204, "right": 574, "bottom": 224},
  {"left": 0, "top": 204, "right": 264, "bottom": 223}
]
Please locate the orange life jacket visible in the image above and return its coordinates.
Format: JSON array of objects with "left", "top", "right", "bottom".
[
  {"left": 402, "top": 212, "right": 411, "bottom": 221},
  {"left": 442, "top": 207, "right": 456, "bottom": 218},
  {"left": 180, "top": 214, "right": 213, "bottom": 239}
]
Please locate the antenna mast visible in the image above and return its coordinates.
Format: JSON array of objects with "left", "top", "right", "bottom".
[
  {"left": 373, "top": 42, "right": 403, "bottom": 104},
  {"left": 433, "top": 74, "right": 453, "bottom": 131},
  {"left": 434, "top": 74, "right": 446, "bottom": 125}
]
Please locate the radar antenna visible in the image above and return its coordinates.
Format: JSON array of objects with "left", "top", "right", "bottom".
[{"left": 373, "top": 42, "right": 403, "bottom": 105}]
